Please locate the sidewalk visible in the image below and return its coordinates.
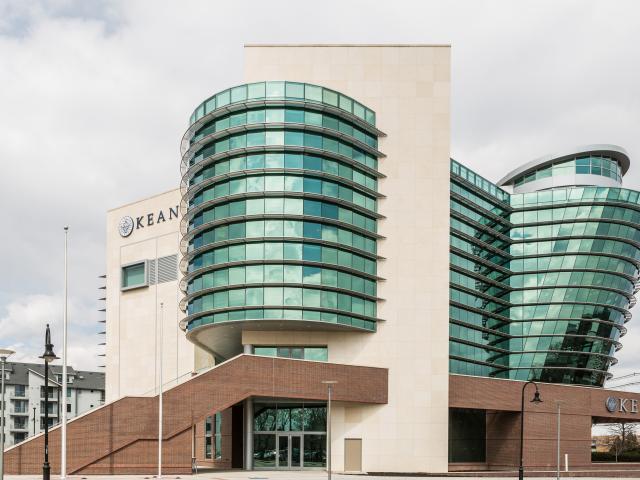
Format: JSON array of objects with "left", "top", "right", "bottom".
[{"left": 4, "top": 473, "right": 636, "bottom": 480}]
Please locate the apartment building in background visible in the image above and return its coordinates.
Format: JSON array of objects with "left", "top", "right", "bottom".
[{"left": 0, "top": 362, "right": 104, "bottom": 447}]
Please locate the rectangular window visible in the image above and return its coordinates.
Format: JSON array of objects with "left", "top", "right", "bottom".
[
  {"left": 264, "top": 242, "right": 283, "bottom": 260},
  {"left": 266, "top": 81, "right": 285, "bottom": 98},
  {"left": 254, "top": 346, "right": 277, "bottom": 356},
  {"left": 215, "top": 414, "right": 222, "bottom": 459},
  {"left": 284, "top": 265, "right": 302, "bottom": 283},
  {"left": 247, "top": 153, "right": 265, "bottom": 169},
  {"left": 285, "top": 82, "right": 305, "bottom": 99},
  {"left": 448, "top": 408, "right": 486, "bottom": 463},
  {"left": 305, "top": 347, "right": 328, "bottom": 361},
  {"left": 248, "top": 82, "right": 266, "bottom": 99},
  {"left": 204, "top": 413, "right": 223, "bottom": 460},
  {"left": 285, "top": 153, "right": 303, "bottom": 169},
  {"left": 246, "top": 131, "right": 265, "bottom": 147},
  {"left": 121, "top": 261, "right": 147, "bottom": 290},
  {"left": 265, "top": 153, "right": 284, "bottom": 168},
  {"left": 204, "top": 416, "right": 212, "bottom": 459},
  {"left": 266, "top": 130, "right": 284, "bottom": 145},
  {"left": 253, "top": 346, "right": 328, "bottom": 362}
]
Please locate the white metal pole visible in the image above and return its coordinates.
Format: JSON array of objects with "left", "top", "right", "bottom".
[
  {"left": 321, "top": 380, "right": 336, "bottom": 480},
  {"left": 1, "top": 357, "right": 6, "bottom": 480},
  {"left": 158, "top": 302, "right": 164, "bottom": 479},
  {"left": 61, "top": 226, "right": 69, "bottom": 480},
  {"left": 556, "top": 402, "right": 560, "bottom": 480},
  {"left": 1, "top": 350, "right": 15, "bottom": 480},
  {"left": 327, "top": 384, "right": 332, "bottom": 480}
]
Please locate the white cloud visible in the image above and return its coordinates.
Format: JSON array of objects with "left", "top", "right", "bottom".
[
  {"left": 1, "top": 0, "right": 640, "bottom": 377},
  {"left": 0, "top": 294, "right": 102, "bottom": 370}
]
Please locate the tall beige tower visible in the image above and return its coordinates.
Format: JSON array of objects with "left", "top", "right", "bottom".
[
  {"left": 241, "top": 45, "right": 451, "bottom": 473},
  {"left": 105, "top": 189, "right": 199, "bottom": 401}
]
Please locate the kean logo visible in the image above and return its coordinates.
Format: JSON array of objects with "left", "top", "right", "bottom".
[
  {"left": 118, "top": 206, "right": 179, "bottom": 238},
  {"left": 605, "top": 396, "right": 639, "bottom": 414}
]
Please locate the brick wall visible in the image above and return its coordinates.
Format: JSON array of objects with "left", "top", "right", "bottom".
[
  {"left": 194, "top": 407, "right": 233, "bottom": 469},
  {"left": 4, "top": 355, "right": 387, "bottom": 475},
  {"left": 450, "top": 374, "right": 640, "bottom": 469}
]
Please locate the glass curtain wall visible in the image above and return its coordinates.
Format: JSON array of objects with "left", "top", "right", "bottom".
[
  {"left": 182, "top": 82, "right": 383, "bottom": 335},
  {"left": 450, "top": 160, "right": 639, "bottom": 386}
]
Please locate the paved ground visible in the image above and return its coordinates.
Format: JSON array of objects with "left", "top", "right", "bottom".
[{"left": 4, "top": 473, "right": 638, "bottom": 480}]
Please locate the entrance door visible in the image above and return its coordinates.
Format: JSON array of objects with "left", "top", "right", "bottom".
[
  {"left": 291, "top": 435, "right": 302, "bottom": 468},
  {"left": 277, "top": 435, "right": 289, "bottom": 468},
  {"left": 344, "top": 438, "right": 362, "bottom": 472},
  {"left": 277, "top": 434, "right": 303, "bottom": 469}
]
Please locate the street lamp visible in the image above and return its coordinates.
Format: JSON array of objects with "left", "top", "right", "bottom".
[
  {"left": 519, "top": 380, "right": 542, "bottom": 480},
  {"left": 0, "top": 348, "right": 16, "bottom": 480},
  {"left": 321, "top": 380, "right": 337, "bottom": 480},
  {"left": 555, "top": 401, "right": 565, "bottom": 480},
  {"left": 40, "top": 324, "right": 58, "bottom": 480}
]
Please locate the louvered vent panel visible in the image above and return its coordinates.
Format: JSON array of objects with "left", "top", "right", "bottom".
[
  {"left": 148, "top": 259, "right": 157, "bottom": 285},
  {"left": 158, "top": 254, "right": 178, "bottom": 283}
]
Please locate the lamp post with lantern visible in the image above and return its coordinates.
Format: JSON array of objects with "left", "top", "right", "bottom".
[{"left": 40, "top": 325, "right": 59, "bottom": 480}]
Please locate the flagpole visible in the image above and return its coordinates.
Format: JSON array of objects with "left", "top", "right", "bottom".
[
  {"left": 60, "top": 227, "right": 69, "bottom": 480},
  {"left": 158, "top": 302, "right": 164, "bottom": 479},
  {"left": 61, "top": 226, "right": 69, "bottom": 479}
]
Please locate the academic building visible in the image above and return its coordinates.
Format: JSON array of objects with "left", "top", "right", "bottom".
[{"left": 6, "top": 44, "right": 640, "bottom": 475}]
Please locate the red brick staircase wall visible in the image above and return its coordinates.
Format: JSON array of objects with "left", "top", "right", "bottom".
[{"left": 4, "top": 354, "right": 387, "bottom": 474}]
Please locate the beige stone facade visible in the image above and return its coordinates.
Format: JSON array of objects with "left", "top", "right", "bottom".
[
  {"left": 242, "top": 44, "right": 451, "bottom": 473},
  {"left": 105, "top": 188, "right": 202, "bottom": 401},
  {"left": 101, "top": 45, "right": 451, "bottom": 473}
]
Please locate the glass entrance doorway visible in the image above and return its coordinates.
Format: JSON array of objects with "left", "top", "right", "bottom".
[
  {"left": 277, "top": 434, "right": 302, "bottom": 468},
  {"left": 252, "top": 400, "right": 327, "bottom": 469}
]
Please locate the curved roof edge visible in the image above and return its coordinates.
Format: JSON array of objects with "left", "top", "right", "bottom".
[{"left": 497, "top": 144, "right": 630, "bottom": 186}]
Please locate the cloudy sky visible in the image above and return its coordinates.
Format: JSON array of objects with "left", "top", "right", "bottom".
[{"left": 1, "top": 0, "right": 639, "bottom": 385}]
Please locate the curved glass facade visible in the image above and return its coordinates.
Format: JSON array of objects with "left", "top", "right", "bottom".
[
  {"left": 188, "top": 81, "right": 377, "bottom": 127},
  {"left": 181, "top": 83, "right": 383, "bottom": 335},
  {"left": 513, "top": 155, "right": 623, "bottom": 187},
  {"left": 450, "top": 159, "right": 639, "bottom": 387}
]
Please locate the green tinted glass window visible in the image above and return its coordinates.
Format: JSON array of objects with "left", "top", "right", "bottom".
[{"left": 122, "top": 262, "right": 146, "bottom": 289}]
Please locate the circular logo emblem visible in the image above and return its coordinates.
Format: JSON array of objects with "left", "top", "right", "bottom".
[
  {"left": 606, "top": 396, "right": 618, "bottom": 413},
  {"left": 118, "top": 216, "right": 134, "bottom": 237}
]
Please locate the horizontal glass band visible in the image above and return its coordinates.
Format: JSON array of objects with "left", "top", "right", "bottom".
[
  {"left": 189, "top": 197, "right": 377, "bottom": 235},
  {"left": 508, "top": 271, "right": 634, "bottom": 291},
  {"left": 190, "top": 173, "right": 377, "bottom": 214},
  {"left": 493, "top": 365, "right": 611, "bottom": 386},
  {"left": 190, "top": 107, "right": 378, "bottom": 149},
  {"left": 190, "top": 219, "right": 377, "bottom": 255},
  {"left": 189, "top": 81, "right": 376, "bottom": 127},
  {"left": 186, "top": 307, "right": 376, "bottom": 332},
  {"left": 451, "top": 287, "right": 628, "bottom": 325},
  {"left": 451, "top": 159, "right": 510, "bottom": 203},
  {"left": 189, "top": 128, "right": 378, "bottom": 170},
  {"left": 186, "top": 263, "right": 376, "bottom": 298},
  {"left": 189, "top": 241, "right": 377, "bottom": 277},
  {"left": 514, "top": 155, "right": 623, "bottom": 187},
  {"left": 508, "top": 253, "right": 638, "bottom": 276},
  {"left": 186, "top": 285, "right": 377, "bottom": 318},
  {"left": 189, "top": 152, "right": 379, "bottom": 192}
]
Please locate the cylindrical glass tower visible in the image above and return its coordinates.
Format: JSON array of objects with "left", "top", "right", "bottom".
[
  {"left": 179, "top": 81, "right": 384, "bottom": 358},
  {"left": 450, "top": 146, "right": 638, "bottom": 387}
]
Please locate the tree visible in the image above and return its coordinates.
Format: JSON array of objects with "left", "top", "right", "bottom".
[{"left": 608, "top": 422, "right": 639, "bottom": 461}]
